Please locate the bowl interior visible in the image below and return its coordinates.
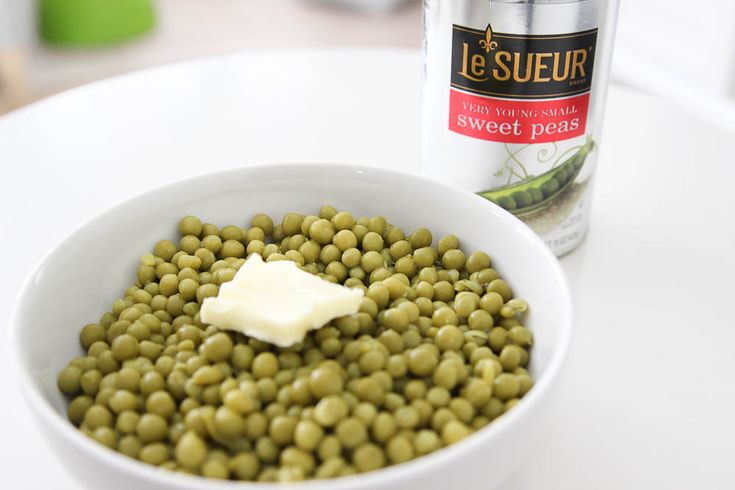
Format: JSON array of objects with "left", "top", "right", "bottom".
[{"left": 11, "top": 163, "right": 570, "bottom": 487}]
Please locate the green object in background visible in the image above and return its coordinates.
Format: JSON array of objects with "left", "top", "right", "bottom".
[{"left": 40, "top": 0, "right": 156, "bottom": 46}]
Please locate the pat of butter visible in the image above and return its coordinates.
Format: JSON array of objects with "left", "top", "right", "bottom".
[{"left": 200, "top": 253, "right": 364, "bottom": 347}]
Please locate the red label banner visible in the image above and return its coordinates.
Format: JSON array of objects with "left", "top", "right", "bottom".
[{"left": 448, "top": 89, "right": 590, "bottom": 144}]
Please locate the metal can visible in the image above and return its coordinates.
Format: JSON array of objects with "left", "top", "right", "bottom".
[{"left": 421, "top": 0, "right": 620, "bottom": 256}]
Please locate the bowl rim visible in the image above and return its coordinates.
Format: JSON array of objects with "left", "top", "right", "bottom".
[{"left": 9, "top": 162, "right": 572, "bottom": 489}]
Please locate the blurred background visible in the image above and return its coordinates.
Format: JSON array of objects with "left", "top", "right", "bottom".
[{"left": 1, "top": 0, "right": 735, "bottom": 122}]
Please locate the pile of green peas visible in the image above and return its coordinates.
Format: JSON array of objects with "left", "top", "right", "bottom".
[{"left": 57, "top": 206, "right": 534, "bottom": 482}]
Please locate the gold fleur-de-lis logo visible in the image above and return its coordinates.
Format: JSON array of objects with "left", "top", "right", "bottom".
[{"left": 479, "top": 24, "right": 498, "bottom": 53}]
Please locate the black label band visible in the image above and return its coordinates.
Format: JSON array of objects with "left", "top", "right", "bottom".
[{"left": 450, "top": 25, "right": 598, "bottom": 99}]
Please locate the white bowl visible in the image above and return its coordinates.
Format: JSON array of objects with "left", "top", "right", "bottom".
[{"left": 10, "top": 163, "right": 571, "bottom": 490}]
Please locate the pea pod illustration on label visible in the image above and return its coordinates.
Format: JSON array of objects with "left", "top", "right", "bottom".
[{"left": 479, "top": 137, "right": 595, "bottom": 215}]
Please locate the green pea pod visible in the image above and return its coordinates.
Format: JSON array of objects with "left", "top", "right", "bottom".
[{"left": 478, "top": 138, "right": 595, "bottom": 215}]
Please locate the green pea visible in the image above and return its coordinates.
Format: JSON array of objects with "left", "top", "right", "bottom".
[
  {"left": 527, "top": 187, "right": 544, "bottom": 203},
  {"left": 257, "top": 378, "right": 278, "bottom": 402},
  {"left": 555, "top": 168, "right": 570, "bottom": 184},
  {"left": 494, "top": 373, "right": 521, "bottom": 400},
  {"left": 348, "top": 223, "right": 366, "bottom": 243},
  {"left": 202, "top": 333, "right": 233, "bottom": 362},
  {"left": 202, "top": 235, "right": 223, "bottom": 254},
  {"left": 413, "top": 247, "right": 436, "bottom": 268},
  {"left": 153, "top": 240, "right": 177, "bottom": 262},
  {"left": 230, "top": 451, "right": 260, "bottom": 480},
  {"left": 487, "top": 279, "right": 513, "bottom": 302},
  {"left": 352, "top": 443, "right": 386, "bottom": 472},
  {"left": 432, "top": 306, "right": 458, "bottom": 327},
  {"left": 177, "top": 278, "right": 198, "bottom": 302},
  {"left": 309, "top": 366, "right": 344, "bottom": 398},
  {"left": 175, "top": 431, "right": 207, "bottom": 469},
  {"left": 230, "top": 344, "right": 254, "bottom": 371},
  {"left": 517, "top": 371, "right": 534, "bottom": 396},
  {"left": 246, "top": 227, "right": 267, "bottom": 243},
  {"left": 325, "top": 261, "right": 348, "bottom": 282},
  {"left": 360, "top": 251, "right": 384, "bottom": 273},
  {"left": 387, "top": 240, "right": 410, "bottom": 260},
  {"left": 281, "top": 446, "right": 316, "bottom": 474},
  {"left": 480, "top": 292, "right": 504, "bottom": 314},
  {"left": 88, "top": 341, "right": 109, "bottom": 358},
  {"left": 335, "top": 417, "right": 368, "bottom": 449},
  {"left": 453, "top": 293, "right": 477, "bottom": 318},
  {"left": 441, "top": 249, "right": 466, "bottom": 270},
  {"left": 409, "top": 228, "right": 433, "bottom": 249},
  {"left": 326, "top": 211, "right": 353, "bottom": 231},
  {"left": 317, "top": 244, "right": 339, "bottom": 265},
  {"left": 418, "top": 267, "right": 439, "bottom": 284},
  {"left": 221, "top": 389, "right": 256, "bottom": 415},
  {"left": 294, "top": 419, "right": 324, "bottom": 451},
  {"left": 115, "top": 410, "right": 140, "bottom": 434},
  {"left": 351, "top": 402, "right": 377, "bottom": 426},
  {"left": 118, "top": 434, "right": 143, "bottom": 458},
  {"left": 511, "top": 190, "right": 533, "bottom": 208},
  {"left": 309, "top": 219, "right": 335, "bottom": 245},
  {"left": 269, "top": 415, "right": 297, "bottom": 446},
  {"left": 58, "top": 366, "right": 83, "bottom": 395},
  {"left": 380, "top": 308, "right": 408, "bottom": 332},
  {"left": 413, "top": 430, "right": 440, "bottom": 455},
  {"left": 138, "top": 442, "right": 170, "bottom": 465},
  {"left": 363, "top": 216, "right": 383, "bottom": 235},
  {"left": 495, "top": 195, "right": 517, "bottom": 210},
  {"left": 250, "top": 213, "right": 274, "bottom": 234},
  {"left": 441, "top": 420, "right": 471, "bottom": 445},
  {"left": 394, "top": 405, "right": 419, "bottom": 429},
  {"left": 111, "top": 334, "right": 139, "bottom": 362},
  {"left": 315, "top": 456, "right": 346, "bottom": 479},
  {"left": 499, "top": 344, "right": 524, "bottom": 371},
  {"left": 435, "top": 325, "right": 464, "bottom": 351},
  {"left": 80, "top": 324, "right": 106, "bottom": 350},
  {"left": 318, "top": 435, "right": 342, "bottom": 461},
  {"left": 214, "top": 406, "right": 245, "bottom": 439},
  {"left": 252, "top": 352, "right": 279, "bottom": 379},
  {"left": 145, "top": 391, "right": 176, "bottom": 418},
  {"left": 360, "top": 350, "right": 387, "bottom": 374},
  {"left": 436, "top": 235, "right": 457, "bottom": 256},
  {"left": 221, "top": 240, "right": 245, "bottom": 258},
  {"left": 180, "top": 236, "right": 201, "bottom": 255},
  {"left": 509, "top": 326, "right": 533, "bottom": 346},
  {"left": 385, "top": 436, "right": 414, "bottom": 464},
  {"left": 370, "top": 268, "right": 391, "bottom": 284},
  {"left": 463, "top": 378, "right": 492, "bottom": 407},
  {"left": 362, "top": 231, "right": 384, "bottom": 252},
  {"left": 407, "top": 346, "right": 438, "bottom": 377},
  {"left": 177, "top": 254, "right": 202, "bottom": 271},
  {"left": 108, "top": 389, "right": 137, "bottom": 414},
  {"left": 245, "top": 413, "right": 268, "bottom": 440},
  {"left": 67, "top": 395, "right": 94, "bottom": 425},
  {"left": 202, "top": 459, "right": 230, "bottom": 479},
  {"left": 466, "top": 251, "right": 491, "bottom": 273},
  {"left": 314, "top": 396, "right": 349, "bottom": 427},
  {"left": 318, "top": 205, "right": 337, "bottom": 220},
  {"left": 331, "top": 230, "right": 356, "bottom": 252},
  {"left": 432, "top": 282, "right": 455, "bottom": 303},
  {"left": 468, "top": 309, "right": 494, "bottom": 330},
  {"left": 432, "top": 360, "right": 458, "bottom": 390},
  {"left": 136, "top": 413, "right": 168, "bottom": 443}
]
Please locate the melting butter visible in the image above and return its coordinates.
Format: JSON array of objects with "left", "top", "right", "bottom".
[{"left": 200, "top": 253, "right": 363, "bottom": 347}]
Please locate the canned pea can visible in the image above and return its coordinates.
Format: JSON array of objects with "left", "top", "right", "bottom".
[{"left": 421, "top": 0, "right": 620, "bottom": 256}]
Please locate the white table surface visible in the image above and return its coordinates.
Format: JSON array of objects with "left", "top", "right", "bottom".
[{"left": 1, "top": 50, "right": 733, "bottom": 489}]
